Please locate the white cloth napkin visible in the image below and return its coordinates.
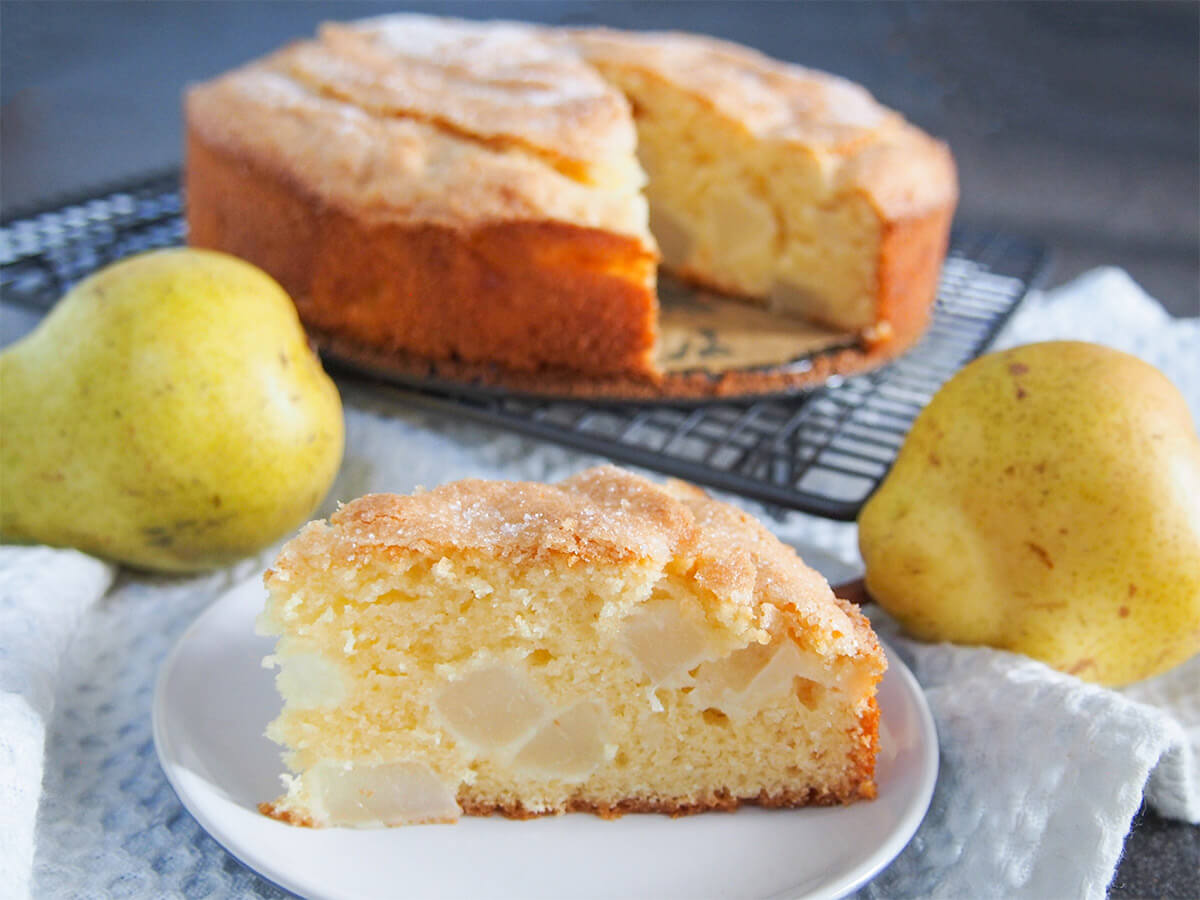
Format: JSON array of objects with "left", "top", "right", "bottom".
[
  {"left": 1, "top": 267, "right": 1196, "bottom": 900},
  {"left": 0, "top": 548, "right": 113, "bottom": 900}
]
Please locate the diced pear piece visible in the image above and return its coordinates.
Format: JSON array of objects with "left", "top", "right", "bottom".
[
  {"left": 691, "top": 641, "right": 775, "bottom": 700},
  {"left": 512, "top": 701, "right": 607, "bottom": 782},
  {"left": 619, "top": 596, "right": 717, "bottom": 687},
  {"left": 710, "top": 184, "right": 777, "bottom": 276},
  {"left": 433, "top": 663, "right": 549, "bottom": 750},
  {"left": 306, "top": 760, "right": 460, "bottom": 827},
  {"left": 649, "top": 204, "right": 694, "bottom": 268},
  {"left": 739, "top": 639, "right": 826, "bottom": 712},
  {"left": 690, "top": 639, "right": 826, "bottom": 721},
  {"left": 273, "top": 651, "right": 348, "bottom": 709}
]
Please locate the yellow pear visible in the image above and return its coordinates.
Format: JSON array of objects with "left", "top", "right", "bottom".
[
  {"left": 858, "top": 340, "right": 1200, "bottom": 686},
  {"left": 0, "top": 249, "right": 344, "bottom": 572}
]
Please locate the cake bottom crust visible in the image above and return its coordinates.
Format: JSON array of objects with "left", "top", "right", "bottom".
[
  {"left": 259, "top": 781, "right": 876, "bottom": 828},
  {"left": 308, "top": 203, "right": 951, "bottom": 401},
  {"left": 258, "top": 802, "right": 316, "bottom": 828},
  {"left": 458, "top": 780, "right": 877, "bottom": 822},
  {"left": 314, "top": 326, "right": 908, "bottom": 401}
]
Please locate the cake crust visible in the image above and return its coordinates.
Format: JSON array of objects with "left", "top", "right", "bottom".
[
  {"left": 187, "top": 131, "right": 660, "bottom": 378},
  {"left": 268, "top": 465, "right": 881, "bottom": 655},
  {"left": 570, "top": 27, "right": 958, "bottom": 221},
  {"left": 312, "top": 17, "right": 642, "bottom": 184},
  {"left": 185, "top": 55, "right": 650, "bottom": 235},
  {"left": 284, "top": 465, "right": 698, "bottom": 569}
]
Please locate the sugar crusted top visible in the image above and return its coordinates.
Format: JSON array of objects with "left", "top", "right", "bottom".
[
  {"left": 187, "top": 14, "right": 953, "bottom": 231},
  {"left": 275, "top": 465, "right": 694, "bottom": 570},
  {"left": 186, "top": 68, "right": 652, "bottom": 236},
  {"left": 187, "top": 14, "right": 642, "bottom": 190},
  {"left": 571, "top": 27, "right": 958, "bottom": 220},
  {"left": 268, "top": 465, "right": 880, "bottom": 657}
]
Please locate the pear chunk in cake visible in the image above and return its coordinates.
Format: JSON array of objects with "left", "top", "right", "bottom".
[{"left": 257, "top": 465, "right": 885, "bottom": 826}]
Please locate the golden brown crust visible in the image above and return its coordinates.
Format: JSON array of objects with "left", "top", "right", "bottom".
[
  {"left": 570, "top": 27, "right": 958, "bottom": 220},
  {"left": 849, "top": 698, "right": 882, "bottom": 801},
  {"left": 663, "top": 477, "right": 882, "bottom": 655},
  {"left": 847, "top": 127, "right": 958, "bottom": 225},
  {"left": 185, "top": 60, "right": 650, "bottom": 236},
  {"left": 269, "top": 465, "right": 700, "bottom": 578},
  {"left": 266, "top": 465, "right": 877, "bottom": 657},
  {"left": 456, "top": 782, "right": 867, "bottom": 821},
  {"left": 258, "top": 801, "right": 315, "bottom": 827},
  {"left": 186, "top": 131, "right": 660, "bottom": 379},
  {"left": 569, "top": 28, "right": 893, "bottom": 147},
  {"left": 831, "top": 595, "right": 885, "bottom": 666},
  {"left": 871, "top": 204, "right": 957, "bottom": 352},
  {"left": 311, "top": 16, "right": 640, "bottom": 182}
]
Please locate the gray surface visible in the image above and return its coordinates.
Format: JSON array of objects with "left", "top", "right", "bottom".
[
  {"left": 2, "top": 2, "right": 1198, "bottom": 897},
  {"left": 2, "top": 1, "right": 1197, "bottom": 315}
]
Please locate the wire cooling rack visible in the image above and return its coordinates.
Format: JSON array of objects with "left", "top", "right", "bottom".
[{"left": 0, "top": 173, "right": 1048, "bottom": 520}]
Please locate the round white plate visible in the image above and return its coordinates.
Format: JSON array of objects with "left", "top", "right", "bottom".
[{"left": 154, "top": 578, "right": 937, "bottom": 900}]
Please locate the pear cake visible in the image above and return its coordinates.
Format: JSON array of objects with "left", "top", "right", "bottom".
[
  {"left": 257, "top": 465, "right": 885, "bottom": 827},
  {"left": 186, "top": 14, "right": 957, "bottom": 397}
]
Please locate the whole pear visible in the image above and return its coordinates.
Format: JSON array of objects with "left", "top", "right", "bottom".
[
  {"left": 858, "top": 341, "right": 1200, "bottom": 686},
  {"left": 0, "top": 249, "right": 344, "bottom": 572}
]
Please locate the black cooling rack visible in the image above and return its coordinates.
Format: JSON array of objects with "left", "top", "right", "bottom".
[{"left": 0, "top": 173, "right": 1048, "bottom": 520}]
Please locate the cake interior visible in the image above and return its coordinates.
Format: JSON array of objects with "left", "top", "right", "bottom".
[
  {"left": 590, "top": 63, "right": 883, "bottom": 334},
  {"left": 259, "top": 531, "right": 881, "bottom": 826}
]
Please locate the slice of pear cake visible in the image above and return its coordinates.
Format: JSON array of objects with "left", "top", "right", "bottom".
[{"left": 257, "top": 465, "right": 885, "bottom": 827}]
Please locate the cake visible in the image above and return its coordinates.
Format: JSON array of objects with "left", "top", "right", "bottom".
[
  {"left": 257, "top": 465, "right": 885, "bottom": 827},
  {"left": 186, "top": 15, "right": 957, "bottom": 396}
]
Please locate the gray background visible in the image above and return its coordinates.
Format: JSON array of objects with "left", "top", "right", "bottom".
[
  {"left": 2, "top": 0, "right": 1198, "bottom": 316},
  {"left": 2, "top": 2, "right": 1197, "bottom": 896}
]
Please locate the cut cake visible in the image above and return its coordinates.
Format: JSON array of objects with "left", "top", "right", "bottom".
[{"left": 186, "top": 15, "right": 957, "bottom": 395}]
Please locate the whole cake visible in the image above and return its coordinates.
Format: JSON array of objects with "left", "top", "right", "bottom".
[
  {"left": 187, "top": 15, "right": 957, "bottom": 395},
  {"left": 258, "top": 466, "right": 885, "bottom": 826}
]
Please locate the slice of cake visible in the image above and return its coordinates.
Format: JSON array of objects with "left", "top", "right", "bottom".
[
  {"left": 257, "top": 465, "right": 885, "bottom": 827},
  {"left": 185, "top": 14, "right": 957, "bottom": 395}
]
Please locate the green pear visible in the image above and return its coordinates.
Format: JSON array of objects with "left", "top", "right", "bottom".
[
  {"left": 1, "top": 248, "right": 344, "bottom": 572},
  {"left": 858, "top": 340, "right": 1200, "bottom": 686}
]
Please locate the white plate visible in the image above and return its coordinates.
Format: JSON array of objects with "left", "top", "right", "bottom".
[{"left": 154, "top": 578, "right": 937, "bottom": 900}]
